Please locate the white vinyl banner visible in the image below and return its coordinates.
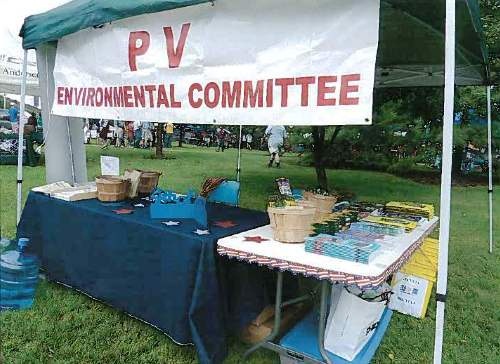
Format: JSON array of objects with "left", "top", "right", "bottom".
[{"left": 52, "top": 0, "right": 380, "bottom": 125}]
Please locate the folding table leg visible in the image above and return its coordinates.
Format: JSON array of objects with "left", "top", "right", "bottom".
[
  {"left": 318, "top": 280, "right": 332, "bottom": 364},
  {"left": 243, "top": 270, "right": 284, "bottom": 360}
]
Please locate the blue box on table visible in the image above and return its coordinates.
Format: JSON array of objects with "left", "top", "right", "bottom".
[{"left": 150, "top": 189, "right": 208, "bottom": 227}]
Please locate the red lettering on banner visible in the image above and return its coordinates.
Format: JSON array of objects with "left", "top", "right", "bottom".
[
  {"left": 128, "top": 31, "right": 150, "bottom": 71},
  {"left": 113, "top": 87, "right": 124, "bottom": 107},
  {"left": 317, "top": 76, "right": 337, "bottom": 106},
  {"left": 56, "top": 73, "right": 362, "bottom": 110},
  {"left": 204, "top": 82, "right": 220, "bottom": 108},
  {"left": 57, "top": 87, "right": 64, "bottom": 104},
  {"left": 221, "top": 81, "right": 241, "bottom": 108},
  {"left": 64, "top": 88, "right": 72, "bottom": 105},
  {"left": 275, "top": 78, "right": 294, "bottom": 107},
  {"left": 163, "top": 23, "right": 191, "bottom": 68},
  {"left": 144, "top": 85, "right": 156, "bottom": 107},
  {"left": 339, "top": 74, "right": 360, "bottom": 105},
  {"left": 243, "top": 80, "right": 264, "bottom": 108},
  {"left": 95, "top": 88, "right": 103, "bottom": 107},
  {"left": 266, "top": 79, "right": 273, "bottom": 107},
  {"left": 133, "top": 86, "right": 145, "bottom": 107},
  {"left": 157, "top": 85, "right": 170, "bottom": 108},
  {"left": 188, "top": 83, "right": 203, "bottom": 108},
  {"left": 104, "top": 87, "right": 113, "bottom": 107},
  {"left": 86, "top": 88, "right": 95, "bottom": 106},
  {"left": 76, "top": 88, "right": 85, "bottom": 105},
  {"left": 123, "top": 86, "right": 133, "bottom": 107},
  {"left": 170, "top": 85, "right": 181, "bottom": 108},
  {"left": 295, "top": 76, "right": 315, "bottom": 106}
]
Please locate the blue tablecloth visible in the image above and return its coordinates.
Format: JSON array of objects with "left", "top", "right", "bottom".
[{"left": 18, "top": 192, "right": 271, "bottom": 364}]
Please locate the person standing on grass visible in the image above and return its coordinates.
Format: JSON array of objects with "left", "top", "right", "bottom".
[
  {"left": 8, "top": 103, "right": 18, "bottom": 123},
  {"left": 203, "top": 132, "right": 211, "bottom": 147},
  {"left": 133, "top": 120, "right": 142, "bottom": 148},
  {"left": 99, "top": 120, "right": 111, "bottom": 149},
  {"left": 265, "top": 125, "right": 287, "bottom": 168},
  {"left": 142, "top": 121, "right": 153, "bottom": 148},
  {"left": 114, "top": 121, "right": 125, "bottom": 147},
  {"left": 164, "top": 122, "right": 174, "bottom": 148},
  {"left": 216, "top": 127, "right": 228, "bottom": 152},
  {"left": 245, "top": 132, "right": 253, "bottom": 150},
  {"left": 125, "top": 121, "right": 134, "bottom": 147}
]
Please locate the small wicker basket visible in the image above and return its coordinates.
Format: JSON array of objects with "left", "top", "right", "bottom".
[
  {"left": 95, "top": 176, "right": 130, "bottom": 202},
  {"left": 136, "top": 170, "right": 162, "bottom": 196},
  {"left": 268, "top": 206, "right": 316, "bottom": 243},
  {"left": 304, "top": 193, "right": 337, "bottom": 213}
]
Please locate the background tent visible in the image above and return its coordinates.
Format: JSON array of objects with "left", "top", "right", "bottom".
[
  {"left": 0, "top": 28, "right": 39, "bottom": 96},
  {"left": 17, "top": 1, "right": 492, "bottom": 363}
]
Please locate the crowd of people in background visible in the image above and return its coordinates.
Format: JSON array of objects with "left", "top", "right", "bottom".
[
  {"left": 83, "top": 119, "right": 290, "bottom": 167},
  {"left": 85, "top": 120, "right": 159, "bottom": 149},
  {"left": 83, "top": 120, "right": 271, "bottom": 151},
  {"left": 3, "top": 107, "right": 290, "bottom": 167},
  {"left": 1, "top": 102, "right": 42, "bottom": 135}
]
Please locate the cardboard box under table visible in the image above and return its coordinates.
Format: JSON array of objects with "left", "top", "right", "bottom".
[{"left": 217, "top": 217, "right": 438, "bottom": 364}]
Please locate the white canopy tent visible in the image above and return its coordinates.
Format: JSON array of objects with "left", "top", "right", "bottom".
[
  {"left": 16, "top": 1, "right": 493, "bottom": 363},
  {"left": 0, "top": 28, "right": 39, "bottom": 97}
]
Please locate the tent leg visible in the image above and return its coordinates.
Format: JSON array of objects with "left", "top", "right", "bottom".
[
  {"left": 486, "top": 86, "right": 493, "bottom": 253},
  {"left": 16, "top": 49, "right": 29, "bottom": 225},
  {"left": 66, "top": 117, "right": 76, "bottom": 184},
  {"left": 236, "top": 125, "right": 242, "bottom": 182},
  {"left": 433, "top": 0, "right": 455, "bottom": 363}
]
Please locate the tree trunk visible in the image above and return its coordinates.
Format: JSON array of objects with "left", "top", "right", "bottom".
[
  {"left": 452, "top": 144, "right": 464, "bottom": 176},
  {"left": 178, "top": 125, "right": 184, "bottom": 147},
  {"left": 155, "top": 124, "right": 163, "bottom": 158},
  {"left": 315, "top": 162, "right": 328, "bottom": 190},
  {"left": 311, "top": 126, "right": 342, "bottom": 191},
  {"left": 311, "top": 126, "right": 328, "bottom": 191}
]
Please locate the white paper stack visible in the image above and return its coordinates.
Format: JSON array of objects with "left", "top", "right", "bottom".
[{"left": 32, "top": 181, "right": 97, "bottom": 202}]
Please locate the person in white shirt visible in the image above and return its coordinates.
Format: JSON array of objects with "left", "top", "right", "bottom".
[
  {"left": 114, "top": 121, "right": 124, "bottom": 147},
  {"left": 141, "top": 122, "right": 153, "bottom": 148},
  {"left": 245, "top": 133, "right": 253, "bottom": 150},
  {"left": 265, "top": 125, "right": 287, "bottom": 168}
]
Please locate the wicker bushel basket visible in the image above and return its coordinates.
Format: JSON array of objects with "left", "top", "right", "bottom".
[
  {"left": 137, "top": 171, "right": 162, "bottom": 196},
  {"left": 304, "top": 193, "right": 338, "bottom": 213},
  {"left": 302, "top": 191, "right": 315, "bottom": 201},
  {"left": 95, "top": 176, "right": 130, "bottom": 202},
  {"left": 268, "top": 206, "right": 316, "bottom": 243}
]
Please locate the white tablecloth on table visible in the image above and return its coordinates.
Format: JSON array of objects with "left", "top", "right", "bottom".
[{"left": 217, "top": 217, "right": 438, "bottom": 287}]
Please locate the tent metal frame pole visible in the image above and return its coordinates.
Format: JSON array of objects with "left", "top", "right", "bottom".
[
  {"left": 236, "top": 125, "right": 242, "bottom": 182},
  {"left": 66, "top": 117, "right": 76, "bottom": 184},
  {"left": 433, "top": 0, "right": 455, "bottom": 362},
  {"left": 16, "top": 49, "right": 29, "bottom": 225},
  {"left": 486, "top": 85, "right": 493, "bottom": 253}
]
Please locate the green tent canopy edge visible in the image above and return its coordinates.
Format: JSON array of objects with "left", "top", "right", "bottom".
[{"left": 19, "top": 0, "right": 490, "bottom": 87}]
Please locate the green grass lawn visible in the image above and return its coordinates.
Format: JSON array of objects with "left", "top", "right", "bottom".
[{"left": 0, "top": 145, "right": 498, "bottom": 363}]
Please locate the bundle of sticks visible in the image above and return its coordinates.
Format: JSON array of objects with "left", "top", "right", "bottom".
[{"left": 200, "top": 177, "right": 226, "bottom": 197}]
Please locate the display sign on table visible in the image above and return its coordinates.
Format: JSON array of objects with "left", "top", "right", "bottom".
[
  {"left": 100, "top": 156, "right": 120, "bottom": 176},
  {"left": 389, "top": 272, "right": 433, "bottom": 318},
  {"left": 52, "top": 0, "right": 380, "bottom": 125}
]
